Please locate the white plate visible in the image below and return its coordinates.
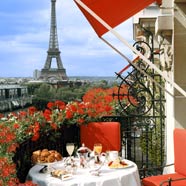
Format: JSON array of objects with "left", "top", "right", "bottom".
[{"left": 108, "top": 159, "right": 133, "bottom": 169}]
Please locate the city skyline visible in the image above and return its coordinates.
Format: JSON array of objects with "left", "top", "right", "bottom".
[{"left": 0, "top": 0, "right": 134, "bottom": 78}]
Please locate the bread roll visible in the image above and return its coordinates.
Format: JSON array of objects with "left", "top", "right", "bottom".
[
  {"left": 38, "top": 155, "right": 46, "bottom": 163},
  {"left": 32, "top": 150, "right": 41, "bottom": 156},
  {"left": 41, "top": 149, "right": 50, "bottom": 157},
  {"left": 55, "top": 152, "right": 62, "bottom": 161},
  {"left": 49, "top": 150, "right": 56, "bottom": 154}
]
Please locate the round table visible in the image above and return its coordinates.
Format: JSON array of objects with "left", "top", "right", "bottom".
[{"left": 27, "top": 159, "right": 141, "bottom": 186}]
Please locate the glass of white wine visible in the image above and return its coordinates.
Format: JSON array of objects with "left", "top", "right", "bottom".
[{"left": 66, "top": 143, "right": 75, "bottom": 157}]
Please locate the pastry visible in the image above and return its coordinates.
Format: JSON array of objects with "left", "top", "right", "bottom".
[
  {"left": 38, "top": 155, "right": 46, "bottom": 163},
  {"left": 55, "top": 152, "right": 62, "bottom": 161},
  {"left": 49, "top": 150, "right": 56, "bottom": 154},
  {"left": 41, "top": 149, "right": 50, "bottom": 157},
  {"left": 32, "top": 150, "right": 41, "bottom": 156},
  {"left": 47, "top": 154, "right": 55, "bottom": 163},
  {"left": 31, "top": 149, "right": 63, "bottom": 164}
]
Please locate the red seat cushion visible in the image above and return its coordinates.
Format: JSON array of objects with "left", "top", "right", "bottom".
[
  {"left": 174, "top": 129, "right": 186, "bottom": 176},
  {"left": 142, "top": 173, "right": 186, "bottom": 186},
  {"left": 80, "top": 122, "right": 121, "bottom": 152},
  {"left": 142, "top": 129, "right": 186, "bottom": 186}
]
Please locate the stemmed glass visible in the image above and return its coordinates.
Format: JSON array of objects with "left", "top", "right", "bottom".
[
  {"left": 66, "top": 143, "right": 75, "bottom": 157},
  {"left": 93, "top": 143, "right": 102, "bottom": 164},
  {"left": 93, "top": 143, "right": 102, "bottom": 155},
  {"left": 65, "top": 143, "right": 78, "bottom": 174}
]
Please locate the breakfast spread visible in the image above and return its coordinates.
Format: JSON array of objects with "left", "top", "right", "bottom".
[{"left": 31, "top": 149, "right": 63, "bottom": 164}]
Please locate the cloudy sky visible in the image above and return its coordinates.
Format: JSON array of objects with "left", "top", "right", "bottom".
[{"left": 0, "top": 0, "right": 134, "bottom": 78}]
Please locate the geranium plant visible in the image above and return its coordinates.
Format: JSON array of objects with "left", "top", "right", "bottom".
[
  {"left": 0, "top": 108, "right": 42, "bottom": 186},
  {"left": 0, "top": 86, "right": 129, "bottom": 185}
]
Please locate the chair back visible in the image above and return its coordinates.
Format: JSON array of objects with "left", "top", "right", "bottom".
[
  {"left": 174, "top": 128, "right": 186, "bottom": 176},
  {"left": 80, "top": 122, "right": 121, "bottom": 152}
]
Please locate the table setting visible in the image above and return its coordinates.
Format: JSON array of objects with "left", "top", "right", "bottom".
[{"left": 27, "top": 143, "right": 141, "bottom": 186}]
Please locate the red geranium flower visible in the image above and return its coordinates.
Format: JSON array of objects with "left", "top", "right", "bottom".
[
  {"left": 13, "top": 123, "right": 20, "bottom": 129},
  {"left": 31, "top": 132, "right": 40, "bottom": 141},
  {"left": 28, "top": 106, "right": 37, "bottom": 115},
  {"left": 54, "top": 100, "right": 66, "bottom": 110},
  {"left": 47, "top": 102, "right": 55, "bottom": 110},
  {"left": 43, "top": 109, "right": 52, "bottom": 121}
]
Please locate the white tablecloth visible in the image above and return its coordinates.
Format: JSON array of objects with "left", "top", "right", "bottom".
[{"left": 27, "top": 159, "right": 141, "bottom": 186}]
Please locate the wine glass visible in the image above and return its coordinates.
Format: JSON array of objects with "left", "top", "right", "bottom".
[
  {"left": 93, "top": 143, "right": 102, "bottom": 164},
  {"left": 93, "top": 143, "right": 102, "bottom": 155},
  {"left": 66, "top": 143, "right": 75, "bottom": 157}
]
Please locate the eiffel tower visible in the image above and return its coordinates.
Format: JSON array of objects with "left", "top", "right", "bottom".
[{"left": 40, "top": 0, "right": 68, "bottom": 81}]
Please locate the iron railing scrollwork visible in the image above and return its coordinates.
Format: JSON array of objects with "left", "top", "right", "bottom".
[
  {"left": 115, "top": 41, "right": 154, "bottom": 117},
  {"left": 114, "top": 36, "right": 165, "bottom": 178}
]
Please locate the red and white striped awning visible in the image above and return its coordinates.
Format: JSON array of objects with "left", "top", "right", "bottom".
[{"left": 75, "top": 0, "right": 162, "bottom": 37}]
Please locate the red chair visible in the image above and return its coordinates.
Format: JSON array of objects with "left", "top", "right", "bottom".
[
  {"left": 80, "top": 122, "right": 121, "bottom": 152},
  {"left": 142, "top": 128, "right": 186, "bottom": 186}
]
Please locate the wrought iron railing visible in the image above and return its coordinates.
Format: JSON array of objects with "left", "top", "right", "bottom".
[
  {"left": 102, "top": 115, "right": 165, "bottom": 178},
  {"left": 111, "top": 29, "right": 166, "bottom": 178}
]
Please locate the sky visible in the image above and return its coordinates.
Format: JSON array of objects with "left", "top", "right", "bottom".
[{"left": 0, "top": 0, "right": 135, "bottom": 78}]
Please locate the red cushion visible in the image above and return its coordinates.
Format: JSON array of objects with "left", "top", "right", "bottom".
[
  {"left": 142, "top": 173, "right": 186, "bottom": 186},
  {"left": 80, "top": 122, "right": 121, "bottom": 152},
  {"left": 174, "top": 129, "right": 186, "bottom": 176}
]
